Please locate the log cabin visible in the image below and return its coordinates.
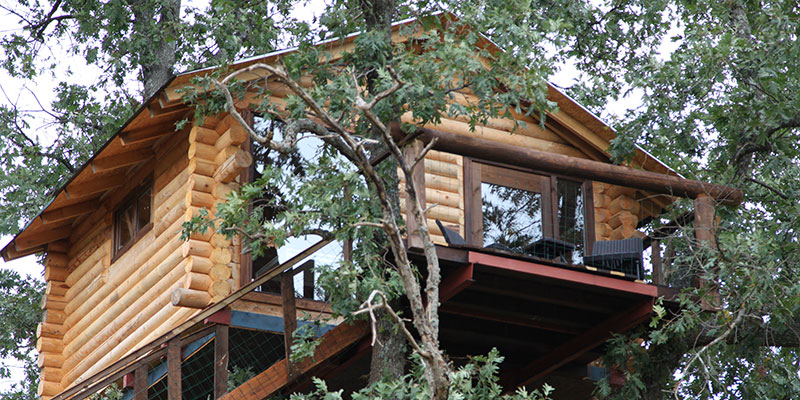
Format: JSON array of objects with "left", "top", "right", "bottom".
[{"left": 0, "top": 13, "right": 742, "bottom": 400}]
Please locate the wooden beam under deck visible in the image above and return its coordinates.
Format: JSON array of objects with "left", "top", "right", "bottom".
[{"left": 512, "top": 298, "right": 654, "bottom": 388}]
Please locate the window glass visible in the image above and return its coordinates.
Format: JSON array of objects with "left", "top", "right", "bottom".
[
  {"left": 557, "top": 179, "right": 584, "bottom": 264},
  {"left": 116, "top": 203, "right": 136, "bottom": 252},
  {"left": 137, "top": 188, "right": 152, "bottom": 230},
  {"left": 481, "top": 182, "right": 543, "bottom": 253}
]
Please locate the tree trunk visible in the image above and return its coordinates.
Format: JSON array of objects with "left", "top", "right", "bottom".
[
  {"left": 132, "top": 0, "right": 181, "bottom": 100},
  {"left": 368, "top": 309, "right": 408, "bottom": 384}
]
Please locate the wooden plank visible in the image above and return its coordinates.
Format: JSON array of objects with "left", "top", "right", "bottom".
[
  {"left": 214, "top": 325, "right": 229, "bottom": 399},
  {"left": 167, "top": 338, "right": 182, "bottom": 400}
]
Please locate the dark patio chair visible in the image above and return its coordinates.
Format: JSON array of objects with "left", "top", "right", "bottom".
[
  {"left": 583, "top": 237, "right": 644, "bottom": 279},
  {"left": 435, "top": 219, "right": 467, "bottom": 246}
]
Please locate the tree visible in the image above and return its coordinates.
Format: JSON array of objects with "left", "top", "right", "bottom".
[
  {"left": 0, "top": 269, "right": 43, "bottom": 400},
  {"left": 4, "top": 0, "right": 800, "bottom": 399}
]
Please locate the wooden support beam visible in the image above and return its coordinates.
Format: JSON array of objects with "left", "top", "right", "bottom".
[
  {"left": 120, "top": 125, "right": 174, "bottom": 146},
  {"left": 40, "top": 200, "right": 97, "bottom": 225},
  {"left": 513, "top": 298, "right": 654, "bottom": 388},
  {"left": 64, "top": 173, "right": 126, "bottom": 198},
  {"left": 15, "top": 226, "right": 72, "bottom": 252},
  {"left": 167, "top": 338, "right": 182, "bottom": 400},
  {"left": 440, "top": 302, "right": 583, "bottom": 335},
  {"left": 303, "top": 268, "right": 314, "bottom": 299},
  {"left": 439, "top": 263, "right": 474, "bottom": 303},
  {"left": 91, "top": 148, "right": 153, "bottom": 173},
  {"left": 219, "top": 321, "right": 368, "bottom": 400},
  {"left": 397, "top": 126, "right": 743, "bottom": 207},
  {"left": 651, "top": 239, "right": 663, "bottom": 286},
  {"left": 281, "top": 271, "right": 297, "bottom": 375},
  {"left": 134, "top": 364, "right": 148, "bottom": 400},
  {"left": 214, "top": 325, "right": 229, "bottom": 399}
]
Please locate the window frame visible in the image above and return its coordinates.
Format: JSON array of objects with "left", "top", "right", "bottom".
[
  {"left": 464, "top": 157, "right": 595, "bottom": 258},
  {"left": 111, "top": 180, "right": 153, "bottom": 262}
]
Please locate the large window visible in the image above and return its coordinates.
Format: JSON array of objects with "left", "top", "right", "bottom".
[
  {"left": 467, "top": 161, "right": 590, "bottom": 264},
  {"left": 113, "top": 182, "right": 152, "bottom": 259}
]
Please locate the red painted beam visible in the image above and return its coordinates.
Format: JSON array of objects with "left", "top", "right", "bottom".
[
  {"left": 513, "top": 298, "right": 654, "bottom": 388},
  {"left": 467, "top": 252, "right": 658, "bottom": 297},
  {"left": 439, "top": 263, "right": 474, "bottom": 303}
]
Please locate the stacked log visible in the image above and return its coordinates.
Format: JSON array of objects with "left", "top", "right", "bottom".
[
  {"left": 37, "top": 241, "right": 69, "bottom": 399},
  {"left": 594, "top": 182, "right": 643, "bottom": 241},
  {"left": 399, "top": 150, "right": 465, "bottom": 245},
  {"left": 171, "top": 115, "right": 250, "bottom": 308}
]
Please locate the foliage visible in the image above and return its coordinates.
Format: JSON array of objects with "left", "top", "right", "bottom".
[
  {"left": 0, "top": 269, "right": 43, "bottom": 400},
  {"left": 86, "top": 384, "right": 122, "bottom": 400},
  {"left": 290, "top": 350, "right": 554, "bottom": 400},
  {"left": 227, "top": 365, "right": 256, "bottom": 392},
  {"left": 5, "top": 0, "right": 800, "bottom": 398}
]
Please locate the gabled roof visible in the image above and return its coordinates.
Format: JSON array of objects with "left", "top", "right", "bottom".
[{"left": 1, "top": 12, "right": 678, "bottom": 262}]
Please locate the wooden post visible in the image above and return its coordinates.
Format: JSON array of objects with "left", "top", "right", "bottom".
[
  {"left": 651, "top": 239, "right": 663, "bottom": 286},
  {"left": 134, "top": 364, "right": 148, "bottom": 400},
  {"left": 303, "top": 268, "right": 314, "bottom": 299},
  {"left": 281, "top": 270, "right": 297, "bottom": 375},
  {"left": 214, "top": 324, "right": 229, "bottom": 399},
  {"left": 403, "top": 139, "right": 427, "bottom": 249},
  {"left": 167, "top": 338, "right": 181, "bottom": 400},
  {"left": 694, "top": 194, "right": 718, "bottom": 305}
]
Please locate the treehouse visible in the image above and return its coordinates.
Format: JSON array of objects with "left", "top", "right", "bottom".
[{"left": 0, "top": 14, "right": 742, "bottom": 400}]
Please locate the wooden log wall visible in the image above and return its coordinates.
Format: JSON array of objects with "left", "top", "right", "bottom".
[
  {"left": 172, "top": 113, "right": 250, "bottom": 308},
  {"left": 399, "top": 149, "right": 465, "bottom": 245},
  {"left": 35, "top": 115, "right": 254, "bottom": 398}
]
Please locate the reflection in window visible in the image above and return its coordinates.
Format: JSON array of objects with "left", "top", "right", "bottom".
[
  {"left": 481, "top": 182, "right": 543, "bottom": 253},
  {"left": 557, "top": 179, "right": 584, "bottom": 264},
  {"left": 114, "top": 186, "right": 152, "bottom": 255}
]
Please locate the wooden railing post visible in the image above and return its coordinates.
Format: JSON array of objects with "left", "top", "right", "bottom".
[
  {"left": 134, "top": 364, "right": 148, "bottom": 400},
  {"left": 281, "top": 270, "right": 297, "bottom": 376},
  {"left": 214, "top": 324, "right": 229, "bottom": 399},
  {"left": 167, "top": 338, "right": 181, "bottom": 400}
]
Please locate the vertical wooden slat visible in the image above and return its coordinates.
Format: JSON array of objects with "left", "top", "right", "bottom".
[
  {"left": 464, "top": 159, "right": 483, "bottom": 245},
  {"left": 134, "top": 364, "right": 148, "bottom": 400},
  {"left": 403, "top": 139, "right": 427, "bottom": 249},
  {"left": 281, "top": 270, "right": 297, "bottom": 375},
  {"left": 214, "top": 324, "right": 229, "bottom": 399},
  {"left": 167, "top": 338, "right": 182, "bottom": 400}
]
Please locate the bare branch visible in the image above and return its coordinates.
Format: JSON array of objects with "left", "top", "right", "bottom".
[{"left": 353, "top": 290, "right": 432, "bottom": 359}]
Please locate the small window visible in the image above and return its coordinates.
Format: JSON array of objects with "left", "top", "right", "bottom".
[{"left": 113, "top": 184, "right": 152, "bottom": 258}]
